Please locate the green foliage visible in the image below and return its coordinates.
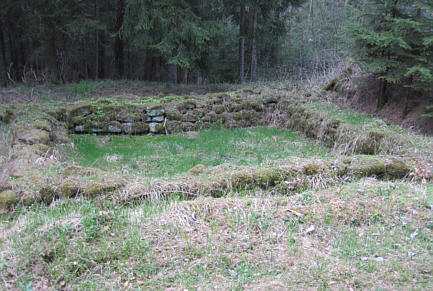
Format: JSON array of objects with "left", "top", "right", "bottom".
[
  {"left": 126, "top": 0, "right": 213, "bottom": 70},
  {"left": 347, "top": 0, "right": 433, "bottom": 91},
  {"left": 424, "top": 104, "right": 433, "bottom": 118}
]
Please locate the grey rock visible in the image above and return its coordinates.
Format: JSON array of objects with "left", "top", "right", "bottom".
[
  {"left": 149, "top": 122, "right": 161, "bottom": 133},
  {"left": 75, "top": 125, "right": 85, "bottom": 132},
  {"left": 186, "top": 103, "right": 196, "bottom": 110},
  {"left": 118, "top": 117, "right": 134, "bottom": 123},
  {"left": 77, "top": 107, "right": 91, "bottom": 116},
  {"left": 152, "top": 116, "right": 165, "bottom": 122},
  {"left": 91, "top": 128, "right": 104, "bottom": 134},
  {"left": 375, "top": 257, "right": 384, "bottom": 262},
  {"left": 122, "top": 122, "right": 133, "bottom": 134},
  {"left": 148, "top": 107, "right": 165, "bottom": 117},
  {"left": 305, "top": 225, "right": 315, "bottom": 234},
  {"left": 182, "top": 115, "right": 197, "bottom": 123},
  {"left": 108, "top": 125, "right": 122, "bottom": 133}
]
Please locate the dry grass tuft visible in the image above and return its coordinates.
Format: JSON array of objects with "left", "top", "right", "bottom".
[{"left": 0, "top": 124, "right": 13, "bottom": 187}]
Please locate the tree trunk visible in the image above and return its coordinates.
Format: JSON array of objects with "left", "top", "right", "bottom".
[
  {"left": 144, "top": 47, "right": 153, "bottom": 81},
  {"left": 99, "top": 34, "right": 105, "bottom": 79},
  {"left": 94, "top": 0, "right": 99, "bottom": 79},
  {"left": 48, "top": 24, "right": 59, "bottom": 83},
  {"left": 197, "top": 70, "right": 202, "bottom": 85},
  {"left": 7, "top": 23, "right": 19, "bottom": 81},
  {"left": 238, "top": 0, "right": 246, "bottom": 83},
  {"left": 377, "top": 79, "right": 388, "bottom": 110},
  {"left": 309, "top": 0, "right": 314, "bottom": 18},
  {"left": 246, "top": 7, "right": 257, "bottom": 82},
  {"left": 113, "top": 0, "right": 125, "bottom": 79},
  {"left": 0, "top": 22, "right": 7, "bottom": 86},
  {"left": 169, "top": 64, "right": 178, "bottom": 85}
]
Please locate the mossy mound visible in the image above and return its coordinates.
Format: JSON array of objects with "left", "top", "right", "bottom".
[
  {"left": 187, "top": 164, "right": 207, "bottom": 176},
  {"left": 0, "top": 106, "right": 15, "bottom": 123},
  {"left": 0, "top": 191, "right": 18, "bottom": 212},
  {"left": 15, "top": 128, "right": 51, "bottom": 145}
]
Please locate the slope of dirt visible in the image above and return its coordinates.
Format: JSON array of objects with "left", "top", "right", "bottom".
[{"left": 325, "top": 69, "right": 433, "bottom": 135}]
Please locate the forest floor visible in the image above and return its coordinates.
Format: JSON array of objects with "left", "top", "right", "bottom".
[{"left": 0, "top": 80, "right": 432, "bottom": 290}]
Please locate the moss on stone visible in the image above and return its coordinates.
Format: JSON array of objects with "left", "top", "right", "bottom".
[
  {"left": 16, "top": 128, "right": 51, "bottom": 145},
  {"left": 132, "top": 122, "right": 150, "bottom": 134},
  {"left": 180, "top": 122, "right": 196, "bottom": 132},
  {"left": 233, "top": 110, "right": 258, "bottom": 122},
  {"left": 274, "top": 181, "right": 296, "bottom": 195},
  {"left": 0, "top": 190, "right": 18, "bottom": 211},
  {"left": 182, "top": 113, "right": 198, "bottom": 123},
  {"left": 70, "top": 115, "right": 88, "bottom": 126},
  {"left": 47, "top": 108, "right": 67, "bottom": 122},
  {"left": 303, "top": 163, "right": 321, "bottom": 175},
  {"left": 33, "top": 119, "right": 52, "bottom": 132},
  {"left": 147, "top": 104, "right": 164, "bottom": 111},
  {"left": 384, "top": 158, "right": 410, "bottom": 178},
  {"left": 183, "top": 100, "right": 197, "bottom": 110},
  {"left": 84, "top": 183, "right": 104, "bottom": 197},
  {"left": 231, "top": 171, "right": 254, "bottom": 189},
  {"left": 39, "top": 186, "right": 56, "bottom": 202},
  {"left": 187, "top": 164, "right": 207, "bottom": 176},
  {"left": 0, "top": 106, "right": 15, "bottom": 123},
  {"left": 197, "top": 177, "right": 227, "bottom": 198},
  {"left": 213, "top": 105, "right": 225, "bottom": 114},
  {"left": 59, "top": 180, "right": 80, "bottom": 197},
  {"left": 149, "top": 122, "right": 165, "bottom": 134},
  {"left": 166, "top": 109, "right": 183, "bottom": 120},
  {"left": 166, "top": 120, "right": 183, "bottom": 133},
  {"left": 348, "top": 156, "right": 387, "bottom": 177},
  {"left": 253, "top": 169, "right": 283, "bottom": 188},
  {"left": 202, "top": 112, "right": 217, "bottom": 122},
  {"left": 69, "top": 105, "right": 95, "bottom": 117},
  {"left": 83, "top": 178, "right": 125, "bottom": 197}
]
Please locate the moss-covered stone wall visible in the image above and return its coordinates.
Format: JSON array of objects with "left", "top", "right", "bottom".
[{"left": 65, "top": 92, "right": 278, "bottom": 135}]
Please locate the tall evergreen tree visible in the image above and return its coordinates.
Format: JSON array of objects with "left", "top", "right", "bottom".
[{"left": 348, "top": 0, "right": 433, "bottom": 109}]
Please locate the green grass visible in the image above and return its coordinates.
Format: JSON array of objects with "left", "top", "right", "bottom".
[
  {"left": 1, "top": 180, "right": 431, "bottom": 290},
  {"left": 0, "top": 123, "right": 12, "bottom": 157},
  {"left": 71, "top": 126, "right": 331, "bottom": 177}
]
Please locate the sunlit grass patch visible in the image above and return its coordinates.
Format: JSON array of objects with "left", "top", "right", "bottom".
[{"left": 71, "top": 126, "right": 331, "bottom": 177}]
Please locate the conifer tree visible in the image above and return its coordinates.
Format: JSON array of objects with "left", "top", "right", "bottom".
[{"left": 348, "top": 0, "right": 433, "bottom": 109}]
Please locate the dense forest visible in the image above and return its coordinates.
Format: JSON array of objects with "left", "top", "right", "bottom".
[{"left": 1, "top": 0, "right": 432, "bottom": 97}]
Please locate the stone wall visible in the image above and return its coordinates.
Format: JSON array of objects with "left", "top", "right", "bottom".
[{"left": 66, "top": 93, "right": 279, "bottom": 135}]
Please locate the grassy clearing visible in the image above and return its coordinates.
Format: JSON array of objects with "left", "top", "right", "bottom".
[
  {"left": 71, "top": 127, "right": 331, "bottom": 177},
  {"left": 1, "top": 81, "right": 433, "bottom": 290},
  {"left": 1, "top": 180, "right": 431, "bottom": 290}
]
